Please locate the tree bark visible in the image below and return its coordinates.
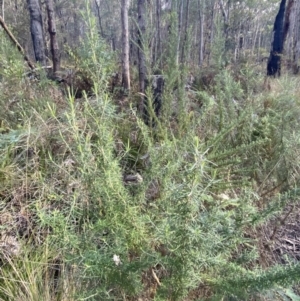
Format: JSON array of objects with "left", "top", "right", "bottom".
[
  {"left": 1, "top": 0, "right": 4, "bottom": 20},
  {"left": 27, "top": 0, "right": 46, "bottom": 66},
  {"left": 208, "top": 0, "right": 216, "bottom": 65},
  {"left": 46, "top": 0, "right": 60, "bottom": 76},
  {"left": 138, "top": 0, "right": 147, "bottom": 112},
  {"left": 95, "top": 0, "right": 105, "bottom": 38},
  {"left": 121, "top": 0, "right": 130, "bottom": 91},
  {"left": 198, "top": 0, "right": 205, "bottom": 66},
  {"left": 292, "top": 0, "right": 300, "bottom": 73},
  {"left": 267, "top": 0, "right": 291, "bottom": 77},
  {"left": 180, "top": 0, "right": 190, "bottom": 64},
  {"left": 156, "top": 0, "right": 162, "bottom": 69},
  {"left": 219, "top": 0, "right": 228, "bottom": 32},
  {"left": 287, "top": 0, "right": 300, "bottom": 73},
  {"left": 176, "top": 0, "right": 183, "bottom": 65}
]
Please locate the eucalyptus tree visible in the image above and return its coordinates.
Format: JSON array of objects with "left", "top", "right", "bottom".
[
  {"left": 155, "top": 0, "right": 162, "bottom": 68},
  {"left": 121, "top": 0, "right": 130, "bottom": 90},
  {"left": 285, "top": 0, "right": 300, "bottom": 73},
  {"left": 94, "top": 0, "right": 104, "bottom": 38},
  {"left": 27, "top": 0, "right": 46, "bottom": 66},
  {"left": 138, "top": 0, "right": 146, "bottom": 107},
  {"left": 180, "top": 0, "right": 190, "bottom": 64},
  {"left": 198, "top": 0, "right": 205, "bottom": 66},
  {"left": 46, "top": 0, "right": 60, "bottom": 76}
]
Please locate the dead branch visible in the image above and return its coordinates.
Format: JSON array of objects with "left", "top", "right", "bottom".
[{"left": 0, "top": 16, "right": 35, "bottom": 70}]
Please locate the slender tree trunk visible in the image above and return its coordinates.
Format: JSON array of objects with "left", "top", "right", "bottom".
[
  {"left": 219, "top": 0, "right": 228, "bottom": 32},
  {"left": 208, "top": 0, "right": 216, "bottom": 65},
  {"left": 138, "top": 0, "right": 148, "bottom": 120},
  {"left": 27, "top": 0, "right": 46, "bottom": 66},
  {"left": 198, "top": 0, "right": 205, "bottom": 66},
  {"left": 54, "top": 0, "right": 67, "bottom": 49},
  {"left": 293, "top": 1, "right": 300, "bottom": 73},
  {"left": 176, "top": 0, "right": 183, "bottom": 65},
  {"left": 103, "top": 0, "right": 117, "bottom": 51},
  {"left": 257, "top": 27, "right": 262, "bottom": 61},
  {"left": 148, "top": 0, "right": 154, "bottom": 67},
  {"left": 288, "top": 0, "right": 300, "bottom": 73},
  {"left": 121, "top": 0, "right": 130, "bottom": 91},
  {"left": 180, "top": 0, "right": 190, "bottom": 64},
  {"left": 95, "top": 0, "right": 104, "bottom": 38},
  {"left": 1, "top": 0, "right": 4, "bottom": 20},
  {"left": 72, "top": 1, "right": 80, "bottom": 47},
  {"left": 46, "top": 0, "right": 60, "bottom": 76},
  {"left": 252, "top": 23, "right": 260, "bottom": 56},
  {"left": 138, "top": 0, "right": 146, "bottom": 105},
  {"left": 219, "top": 0, "right": 231, "bottom": 53},
  {"left": 156, "top": 0, "right": 162, "bottom": 69}
]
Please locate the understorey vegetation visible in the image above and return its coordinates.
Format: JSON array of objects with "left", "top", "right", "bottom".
[{"left": 1, "top": 1, "right": 300, "bottom": 301}]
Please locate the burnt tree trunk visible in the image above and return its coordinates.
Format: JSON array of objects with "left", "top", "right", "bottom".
[
  {"left": 121, "top": 0, "right": 130, "bottom": 91},
  {"left": 27, "top": 0, "right": 46, "bottom": 66},
  {"left": 267, "top": 0, "right": 291, "bottom": 77},
  {"left": 143, "top": 75, "right": 165, "bottom": 126},
  {"left": 46, "top": 0, "right": 60, "bottom": 77}
]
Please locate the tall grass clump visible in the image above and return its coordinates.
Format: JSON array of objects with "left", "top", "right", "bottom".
[{"left": 0, "top": 243, "right": 78, "bottom": 301}]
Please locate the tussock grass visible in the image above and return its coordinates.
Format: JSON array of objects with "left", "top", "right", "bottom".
[{"left": 0, "top": 243, "right": 77, "bottom": 301}]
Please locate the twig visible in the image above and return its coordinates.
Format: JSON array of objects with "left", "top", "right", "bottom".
[
  {"left": 270, "top": 205, "right": 294, "bottom": 240},
  {"left": 151, "top": 268, "right": 161, "bottom": 286}
]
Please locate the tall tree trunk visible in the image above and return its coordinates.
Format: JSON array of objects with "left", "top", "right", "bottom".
[
  {"left": 219, "top": 0, "right": 228, "bottom": 32},
  {"left": 198, "top": 0, "right": 205, "bottom": 66},
  {"left": 176, "top": 0, "right": 183, "bottom": 65},
  {"left": 72, "top": 1, "right": 80, "bottom": 48},
  {"left": 27, "top": 0, "right": 46, "bottom": 66},
  {"left": 54, "top": 0, "right": 67, "bottom": 49},
  {"left": 219, "top": 0, "right": 230, "bottom": 52},
  {"left": 293, "top": 0, "right": 300, "bottom": 73},
  {"left": 138, "top": 0, "right": 147, "bottom": 114},
  {"left": 121, "top": 0, "right": 130, "bottom": 91},
  {"left": 1, "top": 0, "right": 4, "bottom": 20},
  {"left": 102, "top": 0, "right": 117, "bottom": 51},
  {"left": 252, "top": 22, "right": 260, "bottom": 56},
  {"left": 208, "top": 0, "right": 216, "bottom": 65},
  {"left": 287, "top": 0, "right": 300, "bottom": 73},
  {"left": 95, "top": 0, "right": 105, "bottom": 38},
  {"left": 267, "top": 0, "right": 289, "bottom": 77},
  {"left": 46, "top": 0, "right": 60, "bottom": 76},
  {"left": 156, "top": 0, "right": 162, "bottom": 69},
  {"left": 180, "top": 0, "right": 190, "bottom": 64}
]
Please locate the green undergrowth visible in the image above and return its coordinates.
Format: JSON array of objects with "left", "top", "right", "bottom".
[{"left": 1, "top": 12, "right": 300, "bottom": 301}]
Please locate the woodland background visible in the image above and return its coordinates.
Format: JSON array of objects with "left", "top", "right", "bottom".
[{"left": 1, "top": 0, "right": 300, "bottom": 301}]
